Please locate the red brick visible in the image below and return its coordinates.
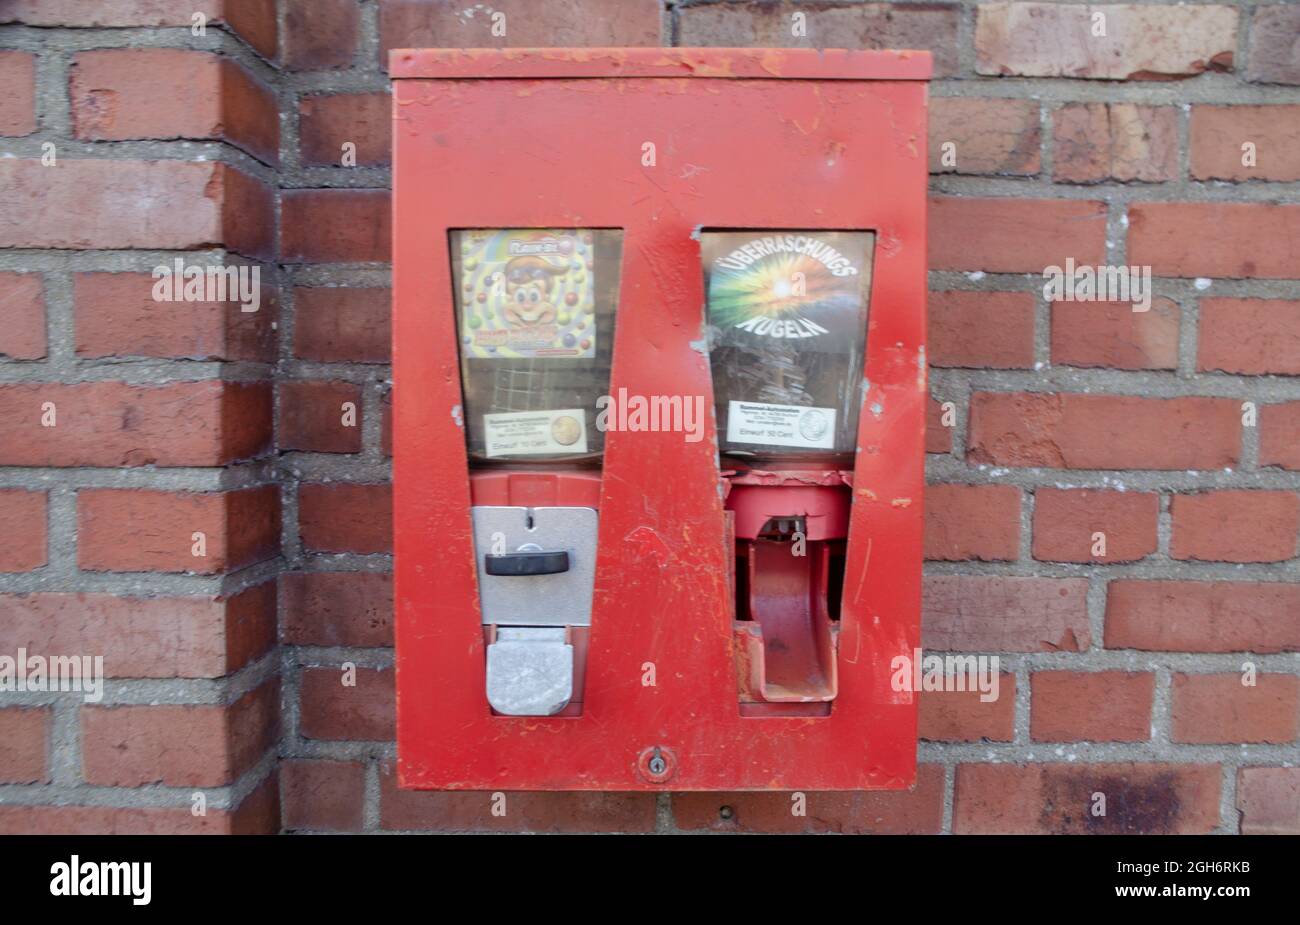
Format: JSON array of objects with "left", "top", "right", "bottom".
[
  {"left": 293, "top": 287, "right": 391, "bottom": 363},
  {"left": 919, "top": 677, "right": 1015, "bottom": 743},
  {"left": 1171, "top": 491, "right": 1299, "bottom": 563},
  {"left": 923, "top": 576, "right": 1090, "bottom": 652},
  {"left": 299, "top": 92, "right": 389, "bottom": 167},
  {"left": 381, "top": 764, "right": 658, "bottom": 832},
  {"left": 1032, "top": 488, "right": 1158, "bottom": 563},
  {"left": 924, "top": 483, "right": 1021, "bottom": 561},
  {"left": 1248, "top": 6, "right": 1300, "bottom": 85},
  {"left": 1171, "top": 673, "right": 1299, "bottom": 744},
  {"left": 284, "top": 0, "right": 359, "bottom": 71},
  {"left": 78, "top": 486, "right": 280, "bottom": 574},
  {"left": 954, "top": 762, "right": 1221, "bottom": 834},
  {"left": 930, "top": 197, "right": 1107, "bottom": 273},
  {"left": 0, "top": 381, "right": 270, "bottom": 467},
  {"left": 1191, "top": 105, "right": 1300, "bottom": 182},
  {"left": 0, "top": 708, "right": 50, "bottom": 783},
  {"left": 1050, "top": 297, "right": 1179, "bottom": 370},
  {"left": 281, "top": 190, "right": 391, "bottom": 263},
  {"left": 82, "top": 680, "right": 279, "bottom": 787},
  {"left": 928, "top": 291, "right": 1035, "bottom": 369},
  {"left": 1031, "top": 671, "right": 1154, "bottom": 742},
  {"left": 0, "top": 160, "right": 273, "bottom": 259},
  {"left": 281, "top": 571, "right": 393, "bottom": 647},
  {"left": 968, "top": 392, "right": 1241, "bottom": 470},
  {"left": 1129, "top": 202, "right": 1300, "bottom": 279},
  {"left": 0, "top": 1, "right": 218, "bottom": 27},
  {"left": 278, "top": 380, "right": 364, "bottom": 453},
  {"left": 222, "top": 0, "right": 278, "bottom": 60},
  {"left": 976, "top": 3, "right": 1237, "bottom": 79},
  {"left": 74, "top": 270, "right": 275, "bottom": 362},
  {"left": 0, "top": 51, "right": 35, "bottom": 136},
  {"left": 380, "top": 0, "right": 663, "bottom": 64},
  {"left": 1052, "top": 103, "right": 1177, "bottom": 183},
  {"left": 300, "top": 667, "right": 394, "bottom": 741},
  {"left": 0, "top": 272, "right": 45, "bottom": 359},
  {"left": 0, "top": 490, "right": 46, "bottom": 572},
  {"left": 70, "top": 50, "right": 278, "bottom": 165},
  {"left": 0, "top": 584, "right": 276, "bottom": 678},
  {"left": 672, "top": 764, "right": 944, "bottom": 834},
  {"left": 926, "top": 396, "right": 952, "bottom": 454},
  {"left": 1197, "top": 298, "right": 1300, "bottom": 375},
  {"left": 281, "top": 759, "right": 366, "bottom": 831},
  {"left": 298, "top": 483, "right": 393, "bottom": 554},
  {"left": 0, "top": 803, "right": 244, "bottom": 835},
  {"left": 1106, "top": 580, "right": 1300, "bottom": 654},
  {"left": 1237, "top": 767, "right": 1300, "bottom": 835},
  {"left": 930, "top": 98, "right": 1039, "bottom": 176},
  {"left": 1261, "top": 402, "right": 1300, "bottom": 470}
]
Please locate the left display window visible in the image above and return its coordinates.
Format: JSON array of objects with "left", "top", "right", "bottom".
[{"left": 450, "top": 229, "right": 624, "bottom": 463}]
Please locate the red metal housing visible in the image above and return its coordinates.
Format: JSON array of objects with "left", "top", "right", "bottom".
[{"left": 392, "top": 48, "right": 930, "bottom": 790}]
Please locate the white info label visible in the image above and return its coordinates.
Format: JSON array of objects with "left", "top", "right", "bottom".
[
  {"left": 726, "top": 400, "right": 836, "bottom": 450},
  {"left": 484, "top": 409, "right": 588, "bottom": 457}
]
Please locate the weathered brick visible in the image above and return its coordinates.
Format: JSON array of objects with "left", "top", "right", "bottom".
[
  {"left": 0, "top": 272, "right": 45, "bottom": 359},
  {"left": 298, "top": 483, "right": 393, "bottom": 554},
  {"left": 82, "top": 682, "right": 279, "bottom": 787},
  {"left": 1246, "top": 5, "right": 1300, "bottom": 85},
  {"left": 278, "top": 380, "right": 364, "bottom": 454},
  {"left": 1191, "top": 105, "right": 1300, "bottom": 182},
  {"left": 924, "top": 483, "right": 1021, "bottom": 561},
  {"left": 1261, "top": 402, "right": 1300, "bottom": 471},
  {"left": 0, "top": 707, "right": 50, "bottom": 784},
  {"left": 299, "top": 92, "right": 390, "bottom": 166},
  {"left": 976, "top": 3, "right": 1237, "bottom": 79},
  {"left": 300, "top": 667, "right": 394, "bottom": 741},
  {"left": 954, "top": 762, "right": 1221, "bottom": 834},
  {"left": 1237, "top": 767, "right": 1300, "bottom": 835},
  {"left": 919, "top": 677, "right": 1015, "bottom": 743},
  {"left": 281, "top": 190, "right": 391, "bottom": 263},
  {"left": 1053, "top": 103, "right": 1177, "bottom": 183},
  {"left": 0, "top": 51, "right": 36, "bottom": 136},
  {"left": 928, "top": 290, "right": 1035, "bottom": 369},
  {"left": 0, "top": 584, "right": 276, "bottom": 678},
  {"left": 281, "top": 759, "right": 366, "bottom": 831},
  {"left": 923, "top": 576, "right": 1091, "bottom": 652},
  {"left": 672, "top": 765, "right": 945, "bottom": 834},
  {"left": 284, "top": 0, "right": 359, "bottom": 70},
  {"left": 0, "top": 160, "right": 273, "bottom": 259},
  {"left": 1197, "top": 298, "right": 1300, "bottom": 375},
  {"left": 74, "top": 270, "right": 275, "bottom": 362},
  {"left": 293, "top": 287, "right": 391, "bottom": 362},
  {"left": 1170, "top": 491, "right": 1299, "bottom": 564},
  {"left": 1050, "top": 297, "right": 1179, "bottom": 370},
  {"left": 1105, "top": 580, "right": 1300, "bottom": 654},
  {"left": 1032, "top": 488, "right": 1158, "bottom": 563},
  {"left": 1031, "top": 671, "right": 1154, "bottom": 742},
  {"left": 0, "top": 490, "right": 46, "bottom": 572},
  {"left": 930, "top": 97, "right": 1039, "bottom": 176},
  {"left": 968, "top": 393, "right": 1241, "bottom": 470},
  {"left": 927, "top": 396, "right": 953, "bottom": 454},
  {"left": 930, "top": 197, "right": 1107, "bottom": 272},
  {"left": 1128, "top": 202, "right": 1300, "bottom": 279},
  {"left": 1171, "top": 673, "right": 1299, "bottom": 744},
  {"left": 0, "top": 381, "right": 271, "bottom": 467},
  {"left": 280, "top": 571, "right": 393, "bottom": 647},
  {"left": 77, "top": 486, "right": 280, "bottom": 574}
]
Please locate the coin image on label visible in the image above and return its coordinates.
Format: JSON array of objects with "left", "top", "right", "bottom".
[
  {"left": 551, "top": 415, "right": 582, "bottom": 446},
  {"left": 798, "top": 409, "right": 829, "bottom": 442}
]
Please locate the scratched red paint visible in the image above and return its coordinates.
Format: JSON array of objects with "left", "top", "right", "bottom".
[{"left": 392, "top": 48, "right": 930, "bottom": 790}]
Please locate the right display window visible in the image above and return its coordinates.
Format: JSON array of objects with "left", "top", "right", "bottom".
[{"left": 701, "top": 230, "right": 875, "bottom": 461}]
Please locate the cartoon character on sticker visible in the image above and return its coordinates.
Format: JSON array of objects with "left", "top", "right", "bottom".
[{"left": 502, "top": 255, "right": 567, "bottom": 327}]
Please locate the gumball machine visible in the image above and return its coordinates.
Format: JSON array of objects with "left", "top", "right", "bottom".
[{"left": 701, "top": 231, "right": 875, "bottom": 715}]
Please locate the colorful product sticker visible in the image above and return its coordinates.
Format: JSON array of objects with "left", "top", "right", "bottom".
[
  {"left": 483, "top": 409, "right": 588, "bottom": 458},
  {"left": 726, "top": 400, "right": 837, "bottom": 450},
  {"left": 458, "top": 229, "right": 596, "bottom": 360}
]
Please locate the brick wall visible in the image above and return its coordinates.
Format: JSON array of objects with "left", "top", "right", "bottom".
[{"left": 1, "top": 0, "right": 1298, "bottom": 835}]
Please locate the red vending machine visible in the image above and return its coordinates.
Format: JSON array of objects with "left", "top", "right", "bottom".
[{"left": 392, "top": 48, "right": 930, "bottom": 790}]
